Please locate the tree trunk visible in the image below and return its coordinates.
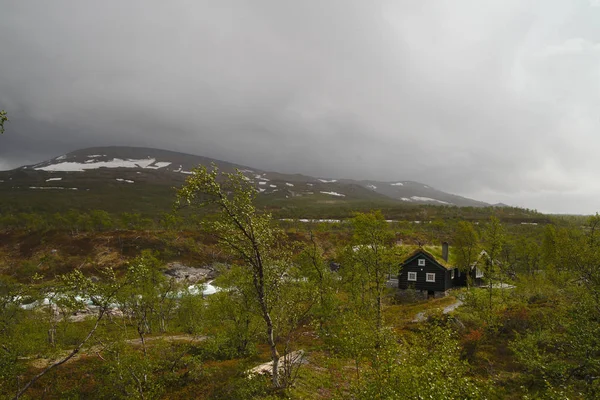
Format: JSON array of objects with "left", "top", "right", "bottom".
[
  {"left": 376, "top": 294, "right": 382, "bottom": 331},
  {"left": 254, "top": 268, "right": 281, "bottom": 388},
  {"left": 489, "top": 277, "right": 493, "bottom": 324},
  {"left": 261, "top": 302, "right": 280, "bottom": 387}
]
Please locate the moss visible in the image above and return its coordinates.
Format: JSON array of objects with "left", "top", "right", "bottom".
[{"left": 399, "top": 245, "right": 457, "bottom": 269}]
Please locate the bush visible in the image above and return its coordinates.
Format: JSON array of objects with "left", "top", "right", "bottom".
[{"left": 394, "top": 287, "right": 425, "bottom": 304}]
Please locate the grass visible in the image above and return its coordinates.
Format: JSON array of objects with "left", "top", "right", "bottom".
[{"left": 384, "top": 295, "right": 458, "bottom": 327}]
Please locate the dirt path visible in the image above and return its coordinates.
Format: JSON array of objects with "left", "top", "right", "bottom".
[
  {"left": 412, "top": 298, "right": 463, "bottom": 322},
  {"left": 29, "top": 334, "right": 206, "bottom": 368}
]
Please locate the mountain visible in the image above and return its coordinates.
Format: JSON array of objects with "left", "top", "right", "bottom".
[{"left": 0, "top": 146, "right": 491, "bottom": 214}]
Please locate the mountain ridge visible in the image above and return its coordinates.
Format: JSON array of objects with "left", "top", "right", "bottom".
[{"left": 3, "top": 146, "right": 491, "bottom": 208}]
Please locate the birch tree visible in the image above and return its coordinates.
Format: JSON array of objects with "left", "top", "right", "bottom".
[
  {"left": 454, "top": 221, "right": 480, "bottom": 289},
  {"left": 343, "top": 211, "right": 396, "bottom": 331},
  {"left": 176, "top": 165, "right": 292, "bottom": 388},
  {"left": 0, "top": 110, "right": 7, "bottom": 134},
  {"left": 482, "top": 216, "right": 505, "bottom": 323}
]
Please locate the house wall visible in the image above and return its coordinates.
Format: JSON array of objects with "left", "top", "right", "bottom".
[
  {"left": 398, "top": 253, "right": 449, "bottom": 293},
  {"left": 444, "top": 269, "right": 454, "bottom": 291},
  {"left": 454, "top": 270, "right": 468, "bottom": 287},
  {"left": 454, "top": 268, "right": 485, "bottom": 287}
]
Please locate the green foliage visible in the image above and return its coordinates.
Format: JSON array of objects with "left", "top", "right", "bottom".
[
  {"left": 205, "top": 265, "right": 262, "bottom": 358},
  {"left": 3, "top": 164, "right": 600, "bottom": 398},
  {"left": 95, "top": 341, "right": 167, "bottom": 400},
  {"left": 295, "top": 233, "right": 339, "bottom": 331},
  {"left": 504, "top": 215, "right": 600, "bottom": 398},
  {"left": 176, "top": 165, "right": 312, "bottom": 388},
  {"left": 89, "top": 210, "right": 113, "bottom": 231},
  {"left": 454, "top": 221, "right": 480, "bottom": 276},
  {"left": 211, "top": 374, "right": 272, "bottom": 400},
  {"left": 0, "top": 110, "right": 7, "bottom": 134},
  {"left": 0, "top": 276, "right": 29, "bottom": 391},
  {"left": 355, "top": 325, "right": 490, "bottom": 399},
  {"left": 341, "top": 211, "right": 399, "bottom": 328},
  {"left": 118, "top": 251, "right": 178, "bottom": 340}
]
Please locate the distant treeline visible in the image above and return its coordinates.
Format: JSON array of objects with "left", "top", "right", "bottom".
[
  {"left": 0, "top": 210, "right": 194, "bottom": 233},
  {"left": 267, "top": 201, "right": 554, "bottom": 224},
  {"left": 0, "top": 206, "right": 584, "bottom": 237}
]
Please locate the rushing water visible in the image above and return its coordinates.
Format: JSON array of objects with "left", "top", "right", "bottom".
[{"left": 16, "top": 281, "right": 220, "bottom": 310}]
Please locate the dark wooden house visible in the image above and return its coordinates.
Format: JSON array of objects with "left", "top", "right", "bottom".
[
  {"left": 453, "top": 250, "right": 487, "bottom": 288},
  {"left": 398, "top": 243, "right": 457, "bottom": 298},
  {"left": 398, "top": 244, "right": 486, "bottom": 297}
]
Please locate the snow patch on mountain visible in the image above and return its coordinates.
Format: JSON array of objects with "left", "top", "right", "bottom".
[
  {"left": 116, "top": 178, "right": 134, "bottom": 184},
  {"left": 36, "top": 158, "right": 162, "bottom": 172},
  {"left": 410, "top": 196, "right": 451, "bottom": 204},
  {"left": 318, "top": 179, "right": 337, "bottom": 183},
  {"left": 391, "top": 182, "right": 404, "bottom": 186},
  {"left": 320, "top": 191, "right": 345, "bottom": 197},
  {"left": 46, "top": 177, "right": 63, "bottom": 182},
  {"left": 145, "top": 161, "right": 172, "bottom": 169},
  {"left": 29, "top": 187, "right": 78, "bottom": 190}
]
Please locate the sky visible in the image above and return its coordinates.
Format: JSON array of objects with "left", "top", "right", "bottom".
[{"left": 1, "top": 0, "right": 600, "bottom": 214}]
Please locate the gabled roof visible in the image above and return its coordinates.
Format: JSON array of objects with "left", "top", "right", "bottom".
[
  {"left": 470, "top": 250, "right": 500, "bottom": 270},
  {"left": 400, "top": 246, "right": 454, "bottom": 270}
]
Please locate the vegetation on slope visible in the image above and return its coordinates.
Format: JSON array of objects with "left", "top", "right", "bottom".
[{"left": 0, "top": 167, "right": 599, "bottom": 399}]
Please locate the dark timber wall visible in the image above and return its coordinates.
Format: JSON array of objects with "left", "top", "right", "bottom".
[{"left": 398, "top": 252, "right": 454, "bottom": 292}]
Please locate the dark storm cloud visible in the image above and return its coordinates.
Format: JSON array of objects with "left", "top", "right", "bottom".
[{"left": 1, "top": 0, "right": 600, "bottom": 213}]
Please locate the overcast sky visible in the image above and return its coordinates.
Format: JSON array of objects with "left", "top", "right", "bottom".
[{"left": 1, "top": 1, "right": 600, "bottom": 214}]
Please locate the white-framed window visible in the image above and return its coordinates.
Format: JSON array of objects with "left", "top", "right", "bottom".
[
  {"left": 426, "top": 273, "right": 435, "bottom": 282},
  {"left": 476, "top": 268, "right": 484, "bottom": 278},
  {"left": 418, "top": 259, "right": 426, "bottom": 266},
  {"left": 451, "top": 269, "right": 455, "bottom": 279},
  {"left": 407, "top": 271, "right": 417, "bottom": 281}
]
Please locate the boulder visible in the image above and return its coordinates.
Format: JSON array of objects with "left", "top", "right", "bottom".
[{"left": 164, "top": 262, "right": 215, "bottom": 283}]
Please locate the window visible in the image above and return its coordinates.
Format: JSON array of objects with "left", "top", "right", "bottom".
[
  {"left": 426, "top": 273, "right": 435, "bottom": 282},
  {"left": 408, "top": 272, "right": 417, "bottom": 281},
  {"left": 476, "top": 268, "right": 484, "bottom": 278},
  {"left": 418, "top": 259, "right": 425, "bottom": 266},
  {"left": 451, "top": 269, "right": 455, "bottom": 279}
]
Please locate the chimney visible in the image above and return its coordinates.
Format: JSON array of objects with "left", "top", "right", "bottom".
[{"left": 442, "top": 242, "right": 449, "bottom": 262}]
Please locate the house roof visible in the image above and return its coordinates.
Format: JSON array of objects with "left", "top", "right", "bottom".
[
  {"left": 471, "top": 249, "right": 500, "bottom": 269},
  {"left": 400, "top": 245, "right": 455, "bottom": 270}
]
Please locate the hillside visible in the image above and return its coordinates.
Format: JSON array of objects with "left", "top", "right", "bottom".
[{"left": 0, "top": 146, "right": 492, "bottom": 215}]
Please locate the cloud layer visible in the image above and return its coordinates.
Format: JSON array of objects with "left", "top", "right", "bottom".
[{"left": 1, "top": 1, "right": 600, "bottom": 213}]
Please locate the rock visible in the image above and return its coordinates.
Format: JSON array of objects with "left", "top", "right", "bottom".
[
  {"left": 247, "top": 350, "right": 306, "bottom": 376},
  {"left": 164, "top": 262, "right": 214, "bottom": 283}
]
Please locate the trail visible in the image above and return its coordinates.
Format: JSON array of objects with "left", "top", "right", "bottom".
[
  {"left": 28, "top": 334, "right": 206, "bottom": 368},
  {"left": 412, "top": 298, "right": 463, "bottom": 322}
]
